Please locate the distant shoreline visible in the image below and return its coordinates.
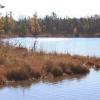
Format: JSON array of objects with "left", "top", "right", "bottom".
[{"left": 0, "top": 32, "right": 100, "bottom": 39}]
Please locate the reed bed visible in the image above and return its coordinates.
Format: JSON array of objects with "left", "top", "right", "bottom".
[{"left": 0, "top": 43, "right": 100, "bottom": 85}]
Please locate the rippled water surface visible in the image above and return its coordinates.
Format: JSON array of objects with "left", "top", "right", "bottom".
[{"left": 1, "top": 38, "right": 100, "bottom": 100}]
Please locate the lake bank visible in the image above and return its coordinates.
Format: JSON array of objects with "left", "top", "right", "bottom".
[
  {"left": 0, "top": 43, "right": 100, "bottom": 85},
  {"left": 1, "top": 32, "right": 100, "bottom": 39}
]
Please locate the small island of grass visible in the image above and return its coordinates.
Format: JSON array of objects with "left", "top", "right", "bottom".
[{"left": 0, "top": 43, "right": 100, "bottom": 85}]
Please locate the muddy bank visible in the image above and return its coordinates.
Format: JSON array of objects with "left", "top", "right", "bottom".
[{"left": 0, "top": 44, "right": 100, "bottom": 85}]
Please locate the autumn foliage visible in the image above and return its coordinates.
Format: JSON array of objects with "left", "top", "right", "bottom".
[
  {"left": 0, "top": 17, "right": 4, "bottom": 33},
  {"left": 30, "top": 14, "right": 41, "bottom": 34},
  {"left": 1, "top": 12, "right": 100, "bottom": 37}
]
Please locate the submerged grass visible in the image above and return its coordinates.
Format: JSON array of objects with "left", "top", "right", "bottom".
[{"left": 0, "top": 43, "right": 100, "bottom": 85}]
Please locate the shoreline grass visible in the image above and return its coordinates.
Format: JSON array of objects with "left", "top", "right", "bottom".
[{"left": 0, "top": 43, "right": 100, "bottom": 85}]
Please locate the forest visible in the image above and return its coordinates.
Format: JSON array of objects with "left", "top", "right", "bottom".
[{"left": 0, "top": 12, "right": 100, "bottom": 37}]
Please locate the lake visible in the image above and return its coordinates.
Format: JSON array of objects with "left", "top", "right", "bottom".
[
  {"left": 3, "top": 37, "right": 100, "bottom": 57},
  {"left": 1, "top": 37, "right": 100, "bottom": 100}
]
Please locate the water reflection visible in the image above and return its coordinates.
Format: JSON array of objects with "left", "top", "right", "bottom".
[
  {"left": 0, "top": 69, "right": 100, "bottom": 100},
  {"left": 43, "top": 73, "right": 89, "bottom": 84},
  {"left": 0, "top": 72, "right": 89, "bottom": 89}
]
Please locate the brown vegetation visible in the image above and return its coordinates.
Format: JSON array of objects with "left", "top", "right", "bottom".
[{"left": 0, "top": 43, "right": 100, "bottom": 85}]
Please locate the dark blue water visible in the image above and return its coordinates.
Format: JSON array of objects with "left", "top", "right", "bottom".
[{"left": 1, "top": 38, "right": 100, "bottom": 100}]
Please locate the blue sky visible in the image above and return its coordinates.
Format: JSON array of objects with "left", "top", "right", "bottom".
[{"left": 0, "top": 0, "right": 100, "bottom": 19}]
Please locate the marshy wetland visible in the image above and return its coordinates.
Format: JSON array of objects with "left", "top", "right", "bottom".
[{"left": 0, "top": 37, "right": 100, "bottom": 100}]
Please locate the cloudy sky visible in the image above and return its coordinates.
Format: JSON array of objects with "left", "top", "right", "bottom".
[{"left": 0, "top": 0, "right": 100, "bottom": 19}]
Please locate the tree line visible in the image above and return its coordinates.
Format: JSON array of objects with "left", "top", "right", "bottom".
[{"left": 0, "top": 12, "right": 100, "bottom": 37}]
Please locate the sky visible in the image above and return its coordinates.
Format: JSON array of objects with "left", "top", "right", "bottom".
[{"left": 0, "top": 0, "right": 100, "bottom": 19}]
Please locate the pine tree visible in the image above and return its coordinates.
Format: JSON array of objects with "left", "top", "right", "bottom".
[
  {"left": 0, "top": 4, "right": 4, "bottom": 34},
  {"left": 3, "top": 13, "right": 9, "bottom": 33},
  {"left": 8, "top": 12, "right": 15, "bottom": 34}
]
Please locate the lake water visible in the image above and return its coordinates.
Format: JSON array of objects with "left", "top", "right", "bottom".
[
  {"left": 1, "top": 38, "right": 100, "bottom": 100},
  {"left": 3, "top": 37, "right": 100, "bottom": 57},
  {"left": 0, "top": 69, "right": 100, "bottom": 100}
]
